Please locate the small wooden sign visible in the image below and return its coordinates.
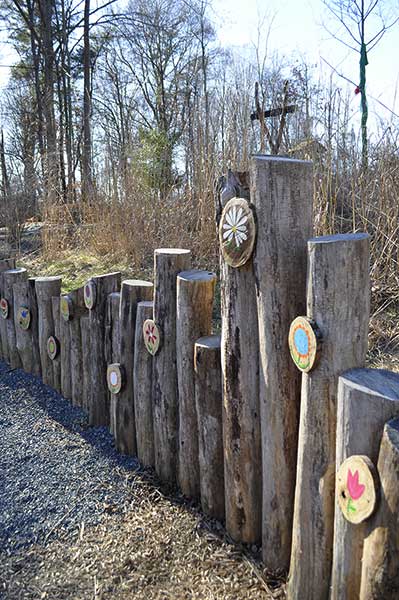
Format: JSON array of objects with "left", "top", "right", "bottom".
[
  {"left": 60, "top": 295, "right": 73, "bottom": 322},
  {"left": 47, "top": 335, "right": 60, "bottom": 360},
  {"left": 107, "top": 363, "right": 124, "bottom": 394},
  {"left": 84, "top": 280, "right": 97, "bottom": 310},
  {"left": 143, "top": 319, "right": 160, "bottom": 355},
  {"left": 337, "top": 455, "right": 379, "bottom": 524},
  {"left": 219, "top": 197, "right": 256, "bottom": 268},
  {"left": 288, "top": 316, "right": 322, "bottom": 372},
  {"left": 0, "top": 298, "right": 9, "bottom": 319},
  {"left": 17, "top": 306, "right": 31, "bottom": 330}
]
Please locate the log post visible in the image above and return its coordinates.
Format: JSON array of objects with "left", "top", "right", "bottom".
[
  {"left": 134, "top": 300, "right": 155, "bottom": 467},
  {"left": 330, "top": 369, "right": 399, "bottom": 600},
  {"left": 194, "top": 334, "right": 224, "bottom": 520},
  {"left": 113, "top": 279, "right": 153, "bottom": 455},
  {"left": 250, "top": 156, "right": 313, "bottom": 568},
  {"left": 69, "top": 286, "right": 87, "bottom": 406},
  {"left": 176, "top": 270, "right": 216, "bottom": 498},
  {"left": 3, "top": 268, "right": 28, "bottom": 369},
  {"left": 88, "top": 272, "right": 121, "bottom": 427},
  {"left": 288, "top": 234, "right": 370, "bottom": 600},
  {"left": 13, "top": 278, "right": 38, "bottom": 374},
  {"left": 80, "top": 313, "right": 90, "bottom": 413},
  {"left": 51, "top": 297, "right": 62, "bottom": 393},
  {"left": 0, "top": 258, "right": 15, "bottom": 359},
  {"left": 35, "top": 276, "right": 62, "bottom": 387},
  {"left": 60, "top": 294, "right": 72, "bottom": 399},
  {"left": 153, "top": 248, "right": 191, "bottom": 483},
  {"left": 105, "top": 292, "right": 120, "bottom": 437},
  {"left": 360, "top": 416, "right": 399, "bottom": 599},
  {"left": 218, "top": 174, "right": 261, "bottom": 544}
]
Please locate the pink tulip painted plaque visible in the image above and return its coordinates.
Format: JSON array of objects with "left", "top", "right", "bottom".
[
  {"left": 337, "top": 455, "right": 378, "bottom": 524},
  {"left": 143, "top": 319, "right": 160, "bottom": 355},
  {"left": 0, "top": 298, "right": 9, "bottom": 319}
]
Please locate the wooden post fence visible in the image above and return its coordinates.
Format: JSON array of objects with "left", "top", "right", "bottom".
[
  {"left": 3, "top": 268, "right": 28, "bottom": 369},
  {"left": 36, "top": 276, "right": 62, "bottom": 387},
  {"left": 51, "top": 297, "right": 62, "bottom": 393},
  {"left": 69, "top": 286, "right": 87, "bottom": 407},
  {"left": 60, "top": 294, "right": 72, "bottom": 399},
  {"left": 80, "top": 313, "right": 90, "bottom": 412},
  {"left": 288, "top": 233, "right": 370, "bottom": 600},
  {"left": 106, "top": 292, "right": 120, "bottom": 437},
  {"left": 0, "top": 258, "right": 16, "bottom": 360},
  {"left": 13, "top": 278, "right": 39, "bottom": 375}
]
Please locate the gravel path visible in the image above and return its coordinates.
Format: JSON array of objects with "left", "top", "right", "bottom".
[{"left": 0, "top": 362, "right": 282, "bottom": 599}]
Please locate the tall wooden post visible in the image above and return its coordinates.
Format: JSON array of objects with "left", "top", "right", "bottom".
[
  {"left": 251, "top": 155, "right": 313, "bottom": 568},
  {"left": 288, "top": 233, "right": 370, "bottom": 600},
  {"left": 51, "top": 297, "right": 62, "bottom": 393},
  {"left": 331, "top": 369, "right": 399, "bottom": 600},
  {"left": 194, "top": 334, "right": 224, "bottom": 520},
  {"left": 176, "top": 269, "right": 216, "bottom": 498},
  {"left": 0, "top": 258, "right": 15, "bottom": 359},
  {"left": 80, "top": 313, "right": 90, "bottom": 412},
  {"left": 113, "top": 279, "right": 153, "bottom": 455},
  {"left": 36, "top": 276, "right": 62, "bottom": 387},
  {"left": 134, "top": 300, "right": 155, "bottom": 467},
  {"left": 153, "top": 248, "right": 191, "bottom": 483},
  {"left": 60, "top": 294, "right": 72, "bottom": 399},
  {"left": 88, "top": 272, "right": 121, "bottom": 427},
  {"left": 218, "top": 175, "right": 261, "bottom": 544},
  {"left": 69, "top": 286, "right": 87, "bottom": 406},
  {"left": 13, "top": 278, "right": 39, "bottom": 374},
  {"left": 106, "top": 292, "right": 120, "bottom": 436},
  {"left": 360, "top": 415, "right": 399, "bottom": 599},
  {"left": 3, "top": 268, "right": 28, "bottom": 369}
]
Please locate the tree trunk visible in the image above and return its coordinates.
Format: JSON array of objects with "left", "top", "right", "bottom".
[
  {"left": 35, "top": 277, "right": 62, "bottom": 387},
  {"left": 195, "top": 334, "right": 224, "bottom": 520},
  {"left": 153, "top": 249, "right": 191, "bottom": 483},
  {"left": 360, "top": 416, "right": 399, "bottom": 599},
  {"left": 81, "top": 0, "right": 93, "bottom": 202},
  {"left": 134, "top": 300, "right": 155, "bottom": 468},
  {"left": 176, "top": 269, "right": 216, "bottom": 498},
  {"left": 3, "top": 268, "right": 28, "bottom": 369},
  {"left": 250, "top": 155, "right": 313, "bottom": 569},
  {"left": 288, "top": 233, "right": 370, "bottom": 600},
  {"left": 331, "top": 369, "right": 399, "bottom": 600},
  {"left": 114, "top": 279, "right": 153, "bottom": 455}
]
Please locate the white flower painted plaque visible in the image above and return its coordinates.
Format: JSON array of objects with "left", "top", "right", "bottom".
[{"left": 219, "top": 197, "right": 256, "bottom": 267}]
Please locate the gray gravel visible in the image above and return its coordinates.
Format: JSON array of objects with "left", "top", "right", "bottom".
[{"left": 0, "top": 360, "right": 141, "bottom": 555}]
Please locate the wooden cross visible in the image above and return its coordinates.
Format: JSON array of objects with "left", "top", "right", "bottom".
[{"left": 251, "top": 80, "right": 297, "bottom": 154}]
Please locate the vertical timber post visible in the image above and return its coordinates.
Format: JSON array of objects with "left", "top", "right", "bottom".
[
  {"left": 35, "top": 276, "right": 62, "bottom": 387},
  {"left": 251, "top": 155, "right": 313, "bottom": 568},
  {"left": 288, "top": 233, "right": 370, "bottom": 600},
  {"left": 331, "top": 369, "right": 399, "bottom": 600},
  {"left": 3, "top": 268, "right": 28, "bottom": 369},
  {"left": 134, "top": 300, "right": 155, "bottom": 467},
  {"left": 106, "top": 292, "right": 120, "bottom": 436},
  {"left": 114, "top": 279, "right": 153, "bottom": 455},
  {"left": 69, "top": 286, "right": 87, "bottom": 406},
  {"left": 176, "top": 269, "right": 216, "bottom": 498},
  {"left": 80, "top": 313, "right": 90, "bottom": 412},
  {"left": 60, "top": 294, "right": 72, "bottom": 399},
  {"left": 51, "top": 296, "right": 62, "bottom": 393},
  {"left": 13, "top": 278, "right": 38, "bottom": 374},
  {"left": 0, "top": 258, "right": 16, "bottom": 360},
  {"left": 153, "top": 248, "right": 191, "bottom": 483},
  {"left": 194, "top": 334, "right": 224, "bottom": 520}
]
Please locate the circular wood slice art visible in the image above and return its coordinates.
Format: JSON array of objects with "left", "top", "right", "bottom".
[
  {"left": 219, "top": 197, "right": 256, "bottom": 268},
  {"left": 17, "top": 306, "right": 31, "bottom": 330},
  {"left": 0, "top": 298, "right": 9, "bottom": 319},
  {"left": 60, "top": 295, "right": 73, "bottom": 321},
  {"left": 107, "top": 363, "right": 124, "bottom": 395},
  {"left": 143, "top": 319, "right": 160, "bottom": 355},
  {"left": 84, "top": 280, "right": 97, "bottom": 310},
  {"left": 288, "top": 316, "right": 322, "bottom": 372},
  {"left": 47, "top": 335, "right": 60, "bottom": 360},
  {"left": 337, "top": 455, "right": 379, "bottom": 524}
]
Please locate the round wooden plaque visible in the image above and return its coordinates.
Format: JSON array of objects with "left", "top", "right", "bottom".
[
  {"left": 337, "top": 455, "right": 379, "bottom": 524},
  {"left": 47, "top": 335, "right": 60, "bottom": 360},
  {"left": 17, "top": 306, "right": 31, "bottom": 330},
  {"left": 219, "top": 197, "right": 256, "bottom": 268},
  {"left": 0, "top": 298, "right": 9, "bottom": 319},
  {"left": 84, "top": 280, "right": 97, "bottom": 310},
  {"left": 143, "top": 319, "right": 160, "bottom": 355},
  {"left": 60, "top": 295, "right": 73, "bottom": 321},
  {"left": 107, "top": 363, "right": 124, "bottom": 394},
  {"left": 288, "top": 316, "right": 322, "bottom": 372}
]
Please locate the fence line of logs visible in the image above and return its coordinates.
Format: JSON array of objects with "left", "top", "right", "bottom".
[{"left": 1, "top": 156, "right": 398, "bottom": 599}]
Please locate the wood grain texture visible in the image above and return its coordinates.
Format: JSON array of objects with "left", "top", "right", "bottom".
[
  {"left": 194, "top": 335, "right": 224, "bottom": 520},
  {"left": 35, "top": 276, "right": 62, "bottom": 387},
  {"left": 80, "top": 313, "right": 90, "bottom": 413},
  {"left": 177, "top": 269, "right": 216, "bottom": 499},
  {"left": 60, "top": 294, "right": 72, "bottom": 399},
  {"left": 134, "top": 300, "right": 155, "bottom": 468},
  {"left": 250, "top": 155, "right": 313, "bottom": 569},
  {"left": 0, "top": 258, "right": 16, "bottom": 360},
  {"left": 288, "top": 234, "right": 370, "bottom": 600},
  {"left": 105, "top": 292, "right": 121, "bottom": 437},
  {"left": 360, "top": 417, "right": 399, "bottom": 600},
  {"left": 69, "top": 286, "right": 87, "bottom": 406},
  {"left": 88, "top": 272, "right": 121, "bottom": 427},
  {"left": 331, "top": 369, "right": 399, "bottom": 600},
  {"left": 114, "top": 280, "right": 153, "bottom": 456},
  {"left": 3, "top": 268, "right": 28, "bottom": 369},
  {"left": 153, "top": 248, "right": 191, "bottom": 483},
  {"left": 13, "top": 279, "right": 39, "bottom": 374},
  {"left": 51, "top": 297, "right": 61, "bottom": 393},
  {"left": 219, "top": 174, "right": 261, "bottom": 544}
]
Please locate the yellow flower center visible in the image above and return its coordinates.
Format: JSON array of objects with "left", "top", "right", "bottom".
[{"left": 232, "top": 225, "right": 237, "bottom": 232}]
